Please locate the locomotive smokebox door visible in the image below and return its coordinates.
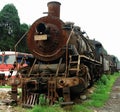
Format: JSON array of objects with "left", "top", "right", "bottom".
[{"left": 27, "top": 1, "right": 68, "bottom": 61}]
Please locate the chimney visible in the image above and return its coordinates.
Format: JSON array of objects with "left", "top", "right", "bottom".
[{"left": 47, "top": 1, "right": 61, "bottom": 18}]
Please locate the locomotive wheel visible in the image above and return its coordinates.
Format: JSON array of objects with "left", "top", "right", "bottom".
[{"left": 79, "top": 64, "right": 91, "bottom": 88}]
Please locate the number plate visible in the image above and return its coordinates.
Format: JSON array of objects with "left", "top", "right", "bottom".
[{"left": 34, "top": 35, "right": 47, "bottom": 40}]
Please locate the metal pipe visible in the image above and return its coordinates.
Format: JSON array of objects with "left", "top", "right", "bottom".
[
  {"left": 14, "top": 31, "right": 28, "bottom": 62},
  {"left": 65, "top": 28, "right": 74, "bottom": 77},
  {"left": 28, "top": 59, "right": 37, "bottom": 77}
]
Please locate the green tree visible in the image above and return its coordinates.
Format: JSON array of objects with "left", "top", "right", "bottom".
[
  {"left": 0, "top": 4, "right": 20, "bottom": 51},
  {"left": 16, "top": 23, "right": 29, "bottom": 52}
]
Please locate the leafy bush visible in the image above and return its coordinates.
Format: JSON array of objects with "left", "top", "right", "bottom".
[
  {"left": 97, "top": 74, "right": 109, "bottom": 85},
  {"left": 83, "top": 73, "right": 120, "bottom": 108},
  {"left": 39, "top": 94, "right": 49, "bottom": 106},
  {"left": 29, "top": 105, "right": 64, "bottom": 112}
]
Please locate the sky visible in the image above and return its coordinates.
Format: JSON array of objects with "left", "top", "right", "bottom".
[{"left": 0, "top": 0, "right": 120, "bottom": 60}]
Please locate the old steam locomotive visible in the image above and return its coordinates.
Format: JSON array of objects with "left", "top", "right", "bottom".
[{"left": 20, "top": 1, "right": 106, "bottom": 106}]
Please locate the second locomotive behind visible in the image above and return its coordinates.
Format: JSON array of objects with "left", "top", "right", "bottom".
[{"left": 21, "top": 1, "right": 105, "bottom": 105}]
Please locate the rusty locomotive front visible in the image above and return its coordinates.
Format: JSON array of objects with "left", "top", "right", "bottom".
[{"left": 20, "top": 1, "right": 104, "bottom": 106}]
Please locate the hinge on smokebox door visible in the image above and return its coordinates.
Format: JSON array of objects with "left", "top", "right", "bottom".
[{"left": 48, "top": 80, "right": 58, "bottom": 105}]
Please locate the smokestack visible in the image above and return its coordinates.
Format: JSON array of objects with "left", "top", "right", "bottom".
[{"left": 47, "top": 1, "right": 61, "bottom": 18}]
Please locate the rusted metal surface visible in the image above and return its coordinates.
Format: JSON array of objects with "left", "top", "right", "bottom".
[
  {"left": 48, "top": 80, "right": 58, "bottom": 105},
  {"left": 68, "top": 55, "right": 81, "bottom": 76},
  {"left": 11, "top": 84, "right": 18, "bottom": 103},
  {"left": 0, "top": 73, "right": 5, "bottom": 86},
  {"left": 20, "top": 53, "right": 91, "bottom": 105},
  {"left": 22, "top": 93, "right": 39, "bottom": 108},
  {"left": 60, "top": 101, "right": 74, "bottom": 106},
  {"left": 63, "top": 87, "right": 71, "bottom": 102},
  {"left": 27, "top": 2, "right": 68, "bottom": 61},
  {"left": 19, "top": 1, "right": 104, "bottom": 107},
  {"left": 47, "top": 1, "right": 61, "bottom": 18}
]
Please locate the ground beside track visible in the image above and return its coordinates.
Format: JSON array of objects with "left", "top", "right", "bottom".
[{"left": 93, "top": 76, "right": 120, "bottom": 112}]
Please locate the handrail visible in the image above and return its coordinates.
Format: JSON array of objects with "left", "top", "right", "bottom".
[
  {"left": 65, "top": 28, "right": 74, "bottom": 77},
  {"left": 14, "top": 31, "right": 28, "bottom": 62},
  {"left": 28, "top": 58, "right": 37, "bottom": 77},
  {"left": 55, "top": 58, "right": 63, "bottom": 77}
]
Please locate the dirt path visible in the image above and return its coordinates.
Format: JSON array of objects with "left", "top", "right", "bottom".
[
  {"left": 94, "top": 76, "right": 120, "bottom": 112},
  {"left": 0, "top": 88, "right": 12, "bottom": 112}
]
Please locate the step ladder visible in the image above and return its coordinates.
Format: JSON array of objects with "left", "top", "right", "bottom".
[
  {"left": 22, "top": 93, "right": 39, "bottom": 108},
  {"left": 68, "top": 55, "right": 81, "bottom": 76},
  {"left": 48, "top": 80, "right": 58, "bottom": 105}
]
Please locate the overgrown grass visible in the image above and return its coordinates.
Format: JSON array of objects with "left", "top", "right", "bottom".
[
  {"left": 28, "top": 105, "right": 65, "bottom": 112},
  {"left": 0, "top": 85, "right": 11, "bottom": 88},
  {"left": 70, "top": 105, "right": 93, "bottom": 112},
  {"left": 81, "top": 72, "right": 120, "bottom": 110}
]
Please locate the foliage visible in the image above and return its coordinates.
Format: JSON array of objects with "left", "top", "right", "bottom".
[
  {"left": 54, "top": 97, "right": 64, "bottom": 106},
  {"left": 0, "top": 4, "right": 29, "bottom": 52},
  {"left": 83, "top": 73, "right": 120, "bottom": 108},
  {"left": 72, "top": 105, "right": 93, "bottom": 112},
  {"left": 29, "top": 94, "right": 65, "bottom": 112},
  {"left": 29, "top": 105, "right": 65, "bottom": 112},
  {"left": 39, "top": 94, "right": 49, "bottom": 106},
  {"left": 16, "top": 23, "right": 29, "bottom": 52},
  {"left": 0, "top": 85, "right": 11, "bottom": 88},
  {"left": 96, "top": 74, "right": 109, "bottom": 85},
  {"left": 0, "top": 4, "right": 20, "bottom": 50}
]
